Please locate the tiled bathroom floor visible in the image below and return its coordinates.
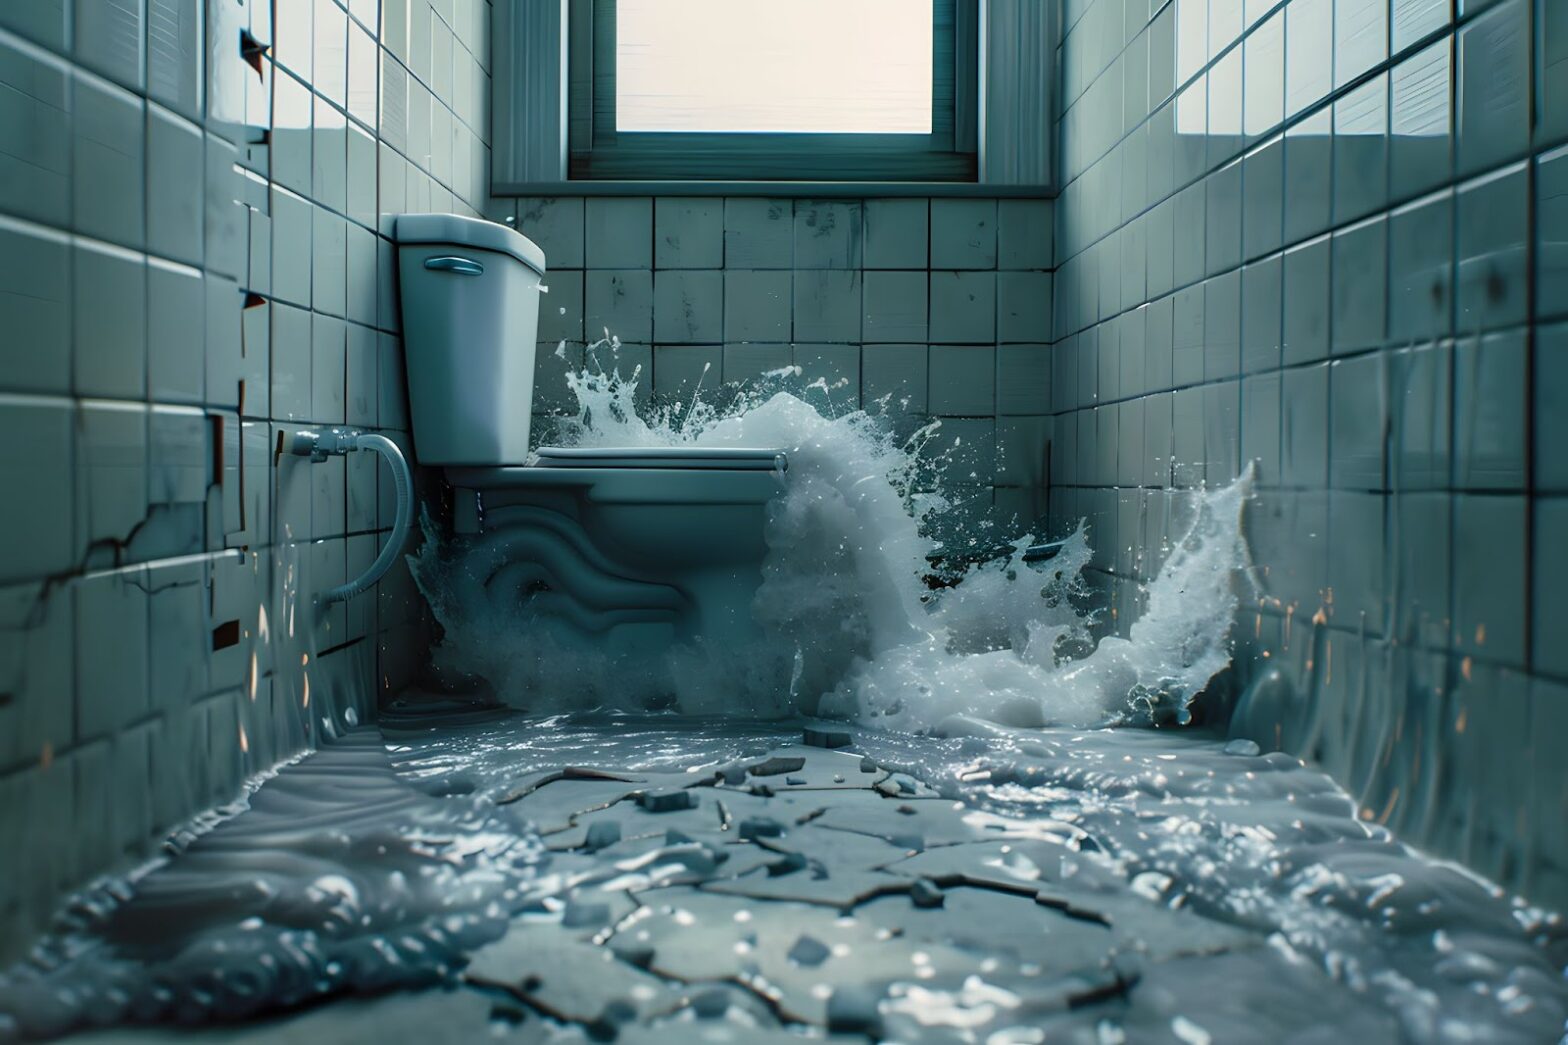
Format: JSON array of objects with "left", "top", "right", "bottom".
[{"left": 56, "top": 718, "right": 1423, "bottom": 1044}]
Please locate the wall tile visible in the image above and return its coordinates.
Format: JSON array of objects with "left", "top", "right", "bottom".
[
  {"left": 1456, "top": 0, "right": 1530, "bottom": 176},
  {"left": 929, "top": 345, "right": 996, "bottom": 416},
  {"left": 73, "top": 71, "right": 145, "bottom": 248},
  {"left": 1452, "top": 494, "right": 1526, "bottom": 667},
  {"left": 723, "top": 270, "right": 790, "bottom": 342},
  {"left": 793, "top": 344, "right": 860, "bottom": 414},
  {"left": 930, "top": 199, "right": 998, "bottom": 269},
  {"left": 930, "top": 272, "right": 996, "bottom": 344},
  {"left": 0, "top": 38, "right": 71, "bottom": 226},
  {"left": 653, "top": 270, "right": 723, "bottom": 344},
  {"left": 585, "top": 197, "right": 653, "bottom": 268},
  {"left": 723, "top": 198, "right": 793, "bottom": 268},
  {"left": 1453, "top": 331, "right": 1527, "bottom": 490},
  {"left": 862, "top": 343, "right": 929, "bottom": 419},
  {"left": 792, "top": 269, "right": 861, "bottom": 343},
  {"left": 1455, "top": 163, "right": 1529, "bottom": 333},
  {"left": 863, "top": 271, "right": 929, "bottom": 343},
  {"left": 0, "top": 218, "right": 71, "bottom": 395},
  {"left": 1331, "top": 217, "right": 1389, "bottom": 354},
  {"left": 1388, "top": 189, "right": 1454, "bottom": 343},
  {"left": 517, "top": 197, "right": 585, "bottom": 268},
  {"left": 863, "top": 199, "right": 929, "bottom": 270},
  {"left": 654, "top": 198, "right": 723, "bottom": 269},
  {"left": 1330, "top": 353, "right": 1388, "bottom": 488},
  {"left": 793, "top": 201, "right": 862, "bottom": 269},
  {"left": 585, "top": 270, "right": 653, "bottom": 344}
]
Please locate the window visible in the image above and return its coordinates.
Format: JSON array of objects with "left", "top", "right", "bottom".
[{"left": 568, "top": 0, "right": 978, "bottom": 181}]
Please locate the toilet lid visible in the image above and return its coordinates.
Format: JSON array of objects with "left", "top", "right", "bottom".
[{"left": 534, "top": 446, "right": 788, "bottom": 471}]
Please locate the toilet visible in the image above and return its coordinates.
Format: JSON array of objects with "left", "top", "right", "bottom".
[{"left": 394, "top": 213, "right": 787, "bottom": 651}]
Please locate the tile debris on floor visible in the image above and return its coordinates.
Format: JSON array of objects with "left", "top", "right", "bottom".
[{"left": 44, "top": 721, "right": 1495, "bottom": 1043}]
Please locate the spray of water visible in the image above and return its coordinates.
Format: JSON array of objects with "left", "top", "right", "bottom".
[{"left": 412, "top": 342, "right": 1254, "bottom": 729}]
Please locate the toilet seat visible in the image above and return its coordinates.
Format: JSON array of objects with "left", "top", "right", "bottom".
[{"left": 534, "top": 446, "right": 787, "bottom": 472}]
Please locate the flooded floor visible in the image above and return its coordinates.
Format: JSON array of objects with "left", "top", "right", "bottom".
[{"left": 7, "top": 708, "right": 1565, "bottom": 1043}]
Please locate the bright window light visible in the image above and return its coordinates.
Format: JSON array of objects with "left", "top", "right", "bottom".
[{"left": 615, "top": 0, "right": 934, "bottom": 134}]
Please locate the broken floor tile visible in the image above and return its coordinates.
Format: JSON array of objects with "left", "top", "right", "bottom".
[
  {"left": 637, "top": 789, "right": 698, "bottom": 813},
  {"left": 464, "top": 932, "right": 680, "bottom": 1029},
  {"left": 910, "top": 879, "right": 945, "bottom": 908},
  {"left": 825, "top": 986, "right": 885, "bottom": 1037},
  {"left": 802, "top": 726, "right": 853, "bottom": 749},
  {"left": 787, "top": 934, "right": 831, "bottom": 968},
  {"left": 748, "top": 756, "right": 806, "bottom": 777}
]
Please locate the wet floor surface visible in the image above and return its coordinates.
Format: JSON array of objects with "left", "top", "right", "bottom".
[{"left": 18, "top": 711, "right": 1568, "bottom": 1044}]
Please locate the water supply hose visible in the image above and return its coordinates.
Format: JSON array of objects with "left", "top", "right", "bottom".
[{"left": 286, "top": 428, "right": 414, "bottom": 604}]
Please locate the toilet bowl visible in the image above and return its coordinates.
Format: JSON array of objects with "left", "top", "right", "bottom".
[{"left": 395, "top": 213, "right": 786, "bottom": 652}]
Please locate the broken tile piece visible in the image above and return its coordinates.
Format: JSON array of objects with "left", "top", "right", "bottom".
[
  {"left": 803, "top": 726, "right": 853, "bottom": 749},
  {"left": 637, "top": 789, "right": 698, "bottom": 813},
  {"left": 738, "top": 817, "right": 785, "bottom": 840},
  {"left": 749, "top": 756, "right": 806, "bottom": 777},
  {"left": 787, "top": 934, "right": 831, "bottom": 968},
  {"left": 910, "top": 879, "right": 945, "bottom": 908},
  {"left": 584, "top": 821, "right": 622, "bottom": 851},
  {"left": 826, "top": 986, "right": 885, "bottom": 1037}
]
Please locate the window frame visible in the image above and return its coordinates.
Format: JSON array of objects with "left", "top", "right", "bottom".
[{"left": 566, "top": 0, "right": 979, "bottom": 183}]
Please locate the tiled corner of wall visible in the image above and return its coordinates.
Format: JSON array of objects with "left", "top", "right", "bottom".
[
  {"left": 498, "top": 193, "right": 1056, "bottom": 535},
  {"left": 0, "top": 0, "right": 489, "bottom": 957},
  {"left": 1055, "top": 0, "right": 1565, "bottom": 908}
]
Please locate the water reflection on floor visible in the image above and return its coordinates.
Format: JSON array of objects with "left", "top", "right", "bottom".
[{"left": 8, "top": 710, "right": 1562, "bottom": 1043}]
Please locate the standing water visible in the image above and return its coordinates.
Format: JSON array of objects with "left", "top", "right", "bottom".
[{"left": 0, "top": 350, "right": 1563, "bottom": 1042}]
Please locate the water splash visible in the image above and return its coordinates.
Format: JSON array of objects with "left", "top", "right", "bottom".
[{"left": 413, "top": 353, "right": 1253, "bottom": 730}]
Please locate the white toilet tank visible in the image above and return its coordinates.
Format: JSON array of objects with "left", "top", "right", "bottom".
[{"left": 395, "top": 214, "right": 547, "bottom": 465}]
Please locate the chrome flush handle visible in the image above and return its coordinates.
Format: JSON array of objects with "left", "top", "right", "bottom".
[{"left": 423, "top": 255, "right": 485, "bottom": 276}]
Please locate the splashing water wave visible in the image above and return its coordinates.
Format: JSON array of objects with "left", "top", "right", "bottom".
[{"left": 412, "top": 351, "right": 1254, "bottom": 729}]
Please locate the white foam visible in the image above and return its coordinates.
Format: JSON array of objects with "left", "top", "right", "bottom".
[{"left": 413, "top": 354, "right": 1254, "bottom": 728}]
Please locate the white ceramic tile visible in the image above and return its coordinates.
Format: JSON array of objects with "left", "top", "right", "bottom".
[
  {"left": 1241, "top": 371, "right": 1282, "bottom": 484},
  {"left": 1452, "top": 493, "right": 1526, "bottom": 666},
  {"left": 723, "top": 198, "right": 793, "bottom": 269},
  {"left": 861, "top": 271, "right": 928, "bottom": 344},
  {"left": 930, "top": 272, "right": 996, "bottom": 345},
  {"left": 1455, "top": 162, "right": 1529, "bottom": 333},
  {"left": 651, "top": 344, "right": 722, "bottom": 401},
  {"left": 1330, "top": 216, "right": 1388, "bottom": 354},
  {"left": 586, "top": 268, "right": 652, "bottom": 342},
  {"left": 654, "top": 270, "right": 724, "bottom": 344},
  {"left": 271, "top": 68, "right": 314, "bottom": 196},
  {"left": 585, "top": 197, "right": 653, "bottom": 269},
  {"left": 793, "top": 201, "right": 862, "bottom": 269},
  {"left": 1388, "top": 189, "right": 1455, "bottom": 343},
  {"left": 0, "top": 216, "right": 70, "bottom": 395},
  {"left": 312, "top": 94, "right": 348, "bottom": 212},
  {"left": 148, "top": 406, "right": 207, "bottom": 505},
  {"left": 1333, "top": 72, "right": 1389, "bottom": 224},
  {"left": 930, "top": 199, "right": 998, "bottom": 270},
  {"left": 1455, "top": 0, "right": 1530, "bottom": 177},
  {"left": 0, "top": 38, "right": 71, "bottom": 226},
  {"left": 1390, "top": 341, "right": 1452, "bottom": 489},
  {"left": 1390, "top": 39, "right": 1453, "bottom": 202},
  {"left": 346, "top": 222, "right": 377, "bottom": 327},
  {"left": 792, "top": 269, "right": 861, "bottom": 343},
  {"left": 1240, "top": 254, "right": 1283, "bottom": 373},
  {"left": 270, "top": 301, "right": 312, "bottom": 421},
  {"left": 76, "top": 400, "right": 148, "bottom": 555},
  {"left": 0, "top": 396, "right": 73, "bottom": 582},
  {"left": 312, "top": 314, "right": 347, "bottom": 425},
  {"left": 147, "top": 258, "right": 204, "bottom": 404},
  {"left": 312, "top": 207, "right": 348, "bottom": 317},
  {"left": 1283, "top": 107, "right": 1333, "bottom": 245},
  {"left": 1534, "top": 499, "right": 1568, "bottom": 678},
  {"left": 720, "top": 270, "right": 788, "bottom": 343},
  {"left": 1454, "top": 331, "right": 1527, "bottom": 490},
  {"left": 792, "top": 344, "right": 861, "bottom": 414},
  {"left": 722, "top": 343, "right": 793, "bottom": 386},
  {"left": 929, "top": 345, "right": 996, "bottom": 416},
  {"left": 270, "top": 186, "right": 313, "bottom": 308},
  {"left": 72, "top": 71, "right": 144, "bottom": 249},
  {"left": 1204, "top": 270, "right": 1241, "bottom": 379},
  {"left": 862, "top": 343, "right": 929, "bottom": 418},
  {"left": 654, "top": 198, "right": 723, "bottom": 269},
  {"left": 73, "top": 239, "right": 146, "bottom": 399},
  {"left": 73, "top": 0, "right": 144, "bottom": 89},
  {"left": 1330, "top": 352, "right": 1388, "bottom": 488}
]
